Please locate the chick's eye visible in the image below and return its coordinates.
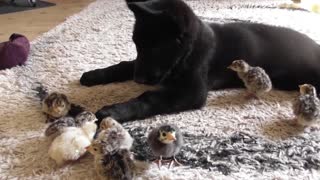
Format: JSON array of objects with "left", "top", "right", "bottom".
[
  {"left": 94, "top": 148, "right": 97, "bottom": 151},
  {"left": 162, "top": 132, "right": 166, "bottom": 137}
]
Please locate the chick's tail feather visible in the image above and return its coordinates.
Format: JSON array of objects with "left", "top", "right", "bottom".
[{"left": 33, "top": 82, "right": 49, "bottom": 101}]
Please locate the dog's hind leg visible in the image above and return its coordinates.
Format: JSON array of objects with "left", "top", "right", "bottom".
[{"left": 80, "top": 61, "right": 135, "bottom": 86}]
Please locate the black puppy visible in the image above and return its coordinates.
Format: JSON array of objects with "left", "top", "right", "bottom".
[{"left": 80, "top": 0, "right": 320, "bottom": 124}]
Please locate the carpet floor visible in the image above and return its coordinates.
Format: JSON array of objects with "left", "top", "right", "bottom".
[{"left": 1, "top": 0, "right": 320, "bottom": 179}]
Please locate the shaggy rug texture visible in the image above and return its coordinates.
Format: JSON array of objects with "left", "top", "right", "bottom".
[{"left": 1, "top": 0, "right": 320, "bottom": 179}]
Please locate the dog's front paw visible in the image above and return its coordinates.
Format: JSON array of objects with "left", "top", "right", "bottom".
[{"left": 80, "top": 71, "right": 101, "bottom": 87}]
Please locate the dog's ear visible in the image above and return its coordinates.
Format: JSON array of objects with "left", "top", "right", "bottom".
[{"left": 127, "top": 0, "right": 163, "bottom": 17}]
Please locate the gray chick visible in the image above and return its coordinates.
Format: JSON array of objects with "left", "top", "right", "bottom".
[
  {"left": 293, "top": 84, "right": 320, "bottom": 127},
  {"left": 86, "top": 140, "right": 135, "bottom": 180},
  {"left": 45, "top": 111, "right": 97, "bottom": 138},
  {"left": 228, "top": 59, "right": 272, "bottom": 99},
  {"left": 147, "top": 124, "right": 183, "bottom": 168}
]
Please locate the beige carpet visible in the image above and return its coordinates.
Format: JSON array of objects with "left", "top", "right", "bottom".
[{"left": 1, "top": 0, "right": 320, "bottom": 179}]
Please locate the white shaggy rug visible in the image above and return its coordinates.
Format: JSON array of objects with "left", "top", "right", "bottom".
[{"left": 1, "top": 0, "right": 320, "bottom": 179}]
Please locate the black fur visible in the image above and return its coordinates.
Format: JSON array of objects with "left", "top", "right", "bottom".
[{"left": 80, "top": 0, "right": 320, "bottom": 124}]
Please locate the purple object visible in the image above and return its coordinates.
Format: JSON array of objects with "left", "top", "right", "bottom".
[{"left": 0, "top": 33, "right": 30, "bottom": 70}]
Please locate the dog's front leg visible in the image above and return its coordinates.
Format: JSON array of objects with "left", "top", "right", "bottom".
[
  {"left": 95, "top": 84, "right": 207, "bottom": 124},
  {"left": 80, "top": 61, "right": 135, "bottom": 86}
]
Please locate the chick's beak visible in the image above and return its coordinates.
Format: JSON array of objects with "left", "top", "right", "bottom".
[
  {"left": 85, "top": 146, "right": 90, "bottom": 150},
  {"left": 166, "top": 133, "right": 176, "bottom": 141}
]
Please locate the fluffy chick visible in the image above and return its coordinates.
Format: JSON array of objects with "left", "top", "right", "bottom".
[
  {"left": 147, "top": 124, "right": 183, "bottom": 168},
  {"left": 293, "top": 84, "right": 320, "bottom": 127},
  {"left": 75, "top": 111, "right": 98, "bottom": 125},
  {"left": 86, "top": 141, "right": 135, "bottom": 180},
  {"left": 48, "top": 112, "right": 97, "bottom": 166},
  {"left": 42, "top": 92, "right": 71, "bottom": 122},
  {"left": 97, "top": 117, "right": 133, "bottom": 151},
  {"left": 34, "top": 84, "right": 86, "bottom": 122},
  {"left": 228, "top": 60, "right": 272, "bottom": 99},
  {"left": 99, "top": 117, "right": 121, "bottom": 130},
  {"left": 33, "top": 83, "right": 49, "bottom": 101},
  {"left": 45, "top": 111, "right": 97, "bottom": 138}
]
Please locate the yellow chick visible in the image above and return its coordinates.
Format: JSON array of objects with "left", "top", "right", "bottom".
[{"left": 48, "top": 112, "right": 97, "bottom": 166}]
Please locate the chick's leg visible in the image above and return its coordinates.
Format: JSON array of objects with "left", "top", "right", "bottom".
[
  {"left": 168, "top": 156, "right": 182, "bottom": 168},
  {"left": 152, "top": 156, "right": 163, "bottom": 169},
  {"left": 245, "top": 92, "right": 259, "bottom": 100}
]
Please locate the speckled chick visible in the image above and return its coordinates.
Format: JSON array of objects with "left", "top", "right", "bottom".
[
  {"left": 293, "top": 84, "right": 320, "bottom": 126},
  {"left": 41, "top": 92, "right": 71, "bottom": 122},
  {"left": 147, "top": 124, "right": 183, "bottom": 168},
  {"left": 228, "top": 60, "right": 272, "bottom": 99},
  {"left": 86, "top": 140, "right": 135, "bottom": 180},
  {"left": 97, "top": 117, "right": 133, "bottom": 151},
  {"left": 75, "top": 111, "right": 98, "bottom": 125},
  {"left": 99, "top": 117, "right": 122, "bottom": 130},
  {"left": 34, "top": 83, "right": 86, "bottom": 122},
  {"left": 45, "top": 111, "right": 98, "bottom": 138},
  {"left": 45, "top": 116, "right": 76, "bottom": 137}
]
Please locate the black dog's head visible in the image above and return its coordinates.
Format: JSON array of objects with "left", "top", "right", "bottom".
[{"left": 126, "top": 0, "right": 199, "bottom": 85}]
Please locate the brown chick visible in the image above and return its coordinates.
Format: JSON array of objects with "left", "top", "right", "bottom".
[
  {"left": 97, "top": 117, "right": 133, "bottom": 151},
  {"left": 42, "top": 92, "right": 71, "bottom": 122},
  {"left": 33, "top": 83, "right": 86, "bottom": 122},
  {"left": 293, "top": 84, "right": 320, "bottom": 127},
  {"left": 228, "top": 59, "right": 272, "bottom": 99},
  {"left": 86, "top": 140, "right": 135, "bottom": 180},
  {"left": 99, "top": 117, "right": 119, "bottom": 130}
]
